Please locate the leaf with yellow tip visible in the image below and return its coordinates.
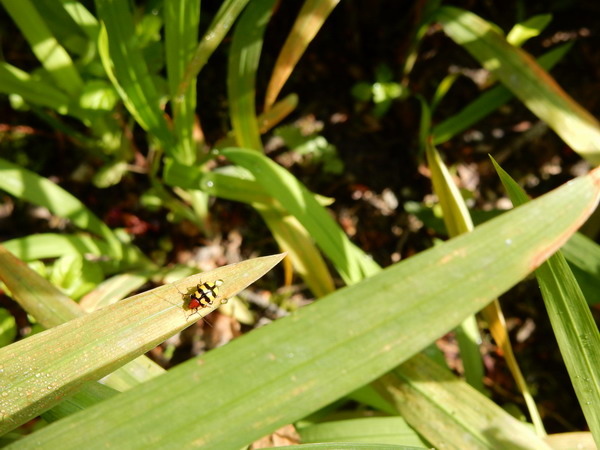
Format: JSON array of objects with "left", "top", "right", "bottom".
[{"left": 0, "top": 253, "right": 285, "bottom": 434}]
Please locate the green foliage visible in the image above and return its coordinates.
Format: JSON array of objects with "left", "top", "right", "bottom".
[
  {"left": 275, "top": 124, "right": 344, "bottom": 175},
  {"left": 0, "top": 309, "right": 17, "bottom": 348},
  {"left": 0, "top": 1, "right": 598, "bottom": 448},
  {"left": 351, "top": 64, "right": 407, "bottom": 117}
]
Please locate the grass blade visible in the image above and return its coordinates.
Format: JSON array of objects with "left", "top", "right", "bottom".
[
  {"left": 164, "top": 0, "right": 200, "bottom": 164},
  {"left": 256, "top": 204, "right": 335, "bottom": 297},
  {"left": 0, "top": 158, "right": 125, "bottom": 261},
  {"left": 228, "top": 0, "right": 276, "bottom": 150},
  {"left": 492, "top": 157, "right": 600, "bottom": 445},
  {"left": 0, "top": 245, "right": 164, "bottom": 413},
  {"left": 425, "top": 141, "right": 484, "bottom": 391},
  {"left": 561, "top": 233, "right": 600, "bottom": 305},
  {"left": 222, "top": 147, "right": 381, "bottom": 283},
  {"left": 0, "top": 62, "right": 73, "bottom": 115},
  {"left": 96, "top": 0, "right": 173, "bottom": 148},
  {"left": 426, "top": 142, "right": 545, "bottom": 432},
  {"left": 263, "top": 0, "right": 340, "bottom": 110},
  {"left": 298, "top": 416, "right": 427, "bottom": 447},
  {"left": 1, "top": 0, "right": 83, "bottom": 95},
  {"left": 435, "top": 7, "right": 600, "bottom": 164},
  {"left": 432, "top": 42, "right": 573, "bottom": 145},
  {"left": 12, "top": 168, "right": 600, "bottom": 449},
  {"left": 176, "top": 0, "right": 251, "bottom": 98},
  {"left": 378, "top": 354, "right": 551, "bottom": 450},
  {"left": 0, "top": 254, "right": 285, "bottom": 434}
]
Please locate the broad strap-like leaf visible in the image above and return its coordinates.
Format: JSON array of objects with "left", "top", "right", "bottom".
[
  {"left": 0, "top": 254, "right": 285, "bottom": 434},
  {"left": 435, "top": 7, "right": 600, "bottom": 164},
  {"left": 12, "top": 168, "right": 600, "bottom": 449}
]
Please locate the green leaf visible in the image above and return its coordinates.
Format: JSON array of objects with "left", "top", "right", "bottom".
[
  {"left": 0, "top": 254, "right": 285, "bottom": 434},
  {"left": 52, "top": 0, "right": 98, "bottom": 41},
  {"left": 227, "top": 0, "right": 276, "bottom": 151},
  {"left": 435, "top": 7, "right": 600, "bottom": 164},
  {"left": 0, "top": 309, "right": 17, "bottom": 348},
  {"left": 0, "top": 244, "right": 165, "bottom": 402},
  {"left": 425, "top": 141, "right": 485, "bottom": 393},
  {"left": 79, "top": 80, "right": 119, "bottom": 112},
  {"left": 506, "top": 14, "right": 552, "bottom": 47},
  {"left": 2, "top": 233, "right": 149, "bottom": 274},
  {"left": 41, "top": 382, "right": 119, "bottom": 423},
  {"left": 164, "top": 160, "right": 274, "bottom": 205},
  {"left": 561, "top": 233, "right": 600, "bottom": 305},
  {"left": 263, "top": 0, "right": 340, "bottom": 110},
  {"left": 164, "top": 0, "right": 200, "bottom": 164},
  {"left": 0, "top": 62, "right": 72, "bottom": 115},
  {"left": 491, "top": 157, "right": 600, "bottom": 445},
  {"left": 1, "top": 0, "right": 83, "bottom": 95},
  {"left": 49, "top": 254, "right": 104, "bottom": 299},
  {"left": 12, "top": 169, "right": 600, "bottom": 449},
  {"left": 298, "top": 416, "right": 427, "bottom": 447},
  {"left": 176, "top": 0, "right": 251, "bottom": 98},
  {"left": 377, "top": 354, "right": 551, "bottom": 449},
  {"left": 222, "top": 147, "right": 380, "bottom": 284},
  {"left": 79, "top": 272, "right": 152, "bottom": 312},
  {"left": 432, "top": 42, "right": 573, "bottom": 145},
  {"left": 96, "top": 1, "right": 173, "bottom": 148},
  {"left": 0, "top": 158, "right": 124, "bottom": 261}
]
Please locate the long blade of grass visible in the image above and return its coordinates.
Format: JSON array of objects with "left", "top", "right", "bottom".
[
  {"left": 435, "top": 7, "right": 600, "bottom": 164},
  {"left": 222, "top": 147, "right": 381, "bottom": 284},
  {"left": 0, "top": 246, "right": 83, "bottom": 326},
  {"left": 256, "top": 204, "right": 335, "bottom": 297},
  {"left": 544, "top": 432, "right": 596, "bottom": 449},
  {"left": 425, "top": 141, "right": 484, "bottom": 392},
  {"left": 95, "top": 0, "right": 173, "bottom": 148},
  {"left": 32, "top": 0, "right": 92, "bottom": 56},
  {"left": 0, "top": 254, "right": 285, "bottom": 434},
  {"left": 506, "top": 13, "right": 552, "bottom": 47},
  {"left": 491, "top": 157, "right": 600, "bottom": 445},
  {"left": 298, "top": 416, "right": 427, "bottom": 447},
  {"left": 2, "top": 234, "right": 148, "bottom": 274},
  {"left": 1, "top": 0, "right": 83, "bottom": 95},
  {"left": 426, "top": 142, "right": 545, "bottom": 432},
  {"left": 0, "top": 158, "right": 124, "bottom": 261},
  {"left": 259, "top": 93, "right": 299, "bottom": 133},
  {"left": 377, "top": 354, "right": 551, "bottom": 450},
  {"left": 165, "top": 161, "right": 335, "bottom": 296},
  {"left": 79, "top": 272, "right": 153, "bottom": 312},
  {"left": 228, "top": 0, "right": 276, "bottom": 151},
  {"left": 14, "top": 168, "right": 600, "bottom": 449},
  {"left": 263, "top": 0, "right": 340, "bottom": 111},
  {"left": 176, "top": 0, "right": 251, "bottom": 98},
  {"left": 0, "top": 62, "right": 73, "bottom": 115},
  {"left": 164, "top": 0, "right": 200, "bottom": 164},
  {"left": 432, "top": 42, "right": 573, "bottom": 145},
  {"left": 561, "top": 232, "right": 600, "bottom": 305},
  {"left": 0, "top": 245, "right": 164, "bottom": 413},
  {"left": 55, "top": 0, "right": 99, "bottom": 40}
]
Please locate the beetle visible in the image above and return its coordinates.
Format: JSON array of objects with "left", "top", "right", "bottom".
[{"left": 187, "top": 279, "right": 224, "bottom": 311}]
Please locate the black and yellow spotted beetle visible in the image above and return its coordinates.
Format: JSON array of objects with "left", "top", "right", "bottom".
[{"left": 186, "top": 279, "right": 224, "bottom": 312}]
